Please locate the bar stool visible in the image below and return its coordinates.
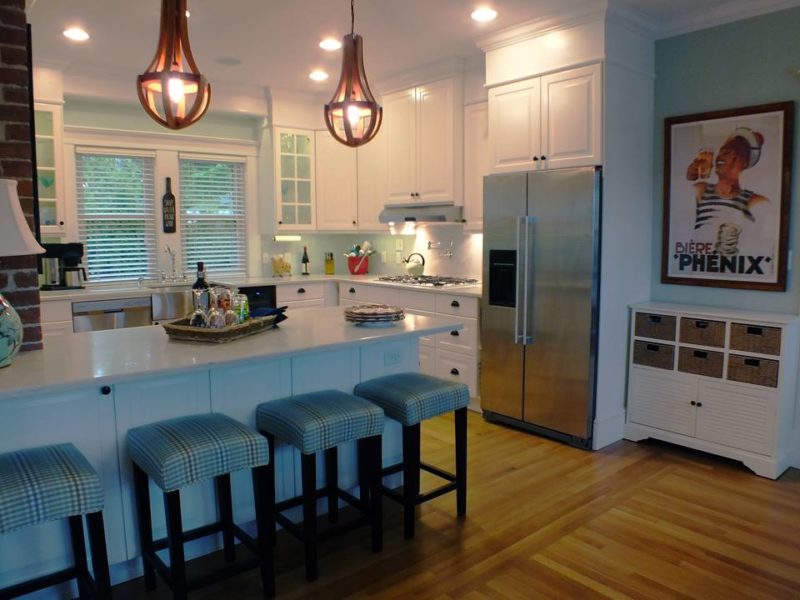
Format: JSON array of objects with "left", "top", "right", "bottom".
[
  {"left": 256, "top": 390, "right": 384, "bottom": 582},
  {"left": 127, "top": 413, "right": 274, "bottom": 600},
  {"left": 0, "top": 443, "right": 111, "bottom": 599},
  {"left": 354, "top": 373, "right": 469, "bottom": 539}
]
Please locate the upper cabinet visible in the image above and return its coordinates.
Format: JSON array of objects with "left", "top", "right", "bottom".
[
  {"left": 356, "top": 128, "right": 387, "bottom": 231},
  {"left": 34, "top": 103, "right": 66, "bottom": 235},
  {"left": 488, "top": 64, "right": 601, "bottom": 173},
  {"left": 383, "top": 77, "right": 463, "bottom": 205},
  {"left": 463, "top": 102, "right": 488, "bottom": 232},
  {"left": 275, "top": 128, "right": 316, "bottom": 230},
  {"left": 315, "top": 131, "right": 358, "bottom": 231}
]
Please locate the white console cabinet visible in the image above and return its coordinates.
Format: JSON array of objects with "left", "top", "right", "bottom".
[{"left": 625, "top": 302, "right": 800, "bottom": 479}]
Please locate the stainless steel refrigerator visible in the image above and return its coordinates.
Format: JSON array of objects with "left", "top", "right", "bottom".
[{"left": 480, "top": 167, "right": 601, "bottom": 449}]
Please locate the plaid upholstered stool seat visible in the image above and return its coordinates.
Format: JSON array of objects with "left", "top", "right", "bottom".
[
  {"left": 0, "top": 443, "right": 110, "bottom": 599},
  {"left": 127, "top": 413, "right": 274, "bottom": 599},
  {"left": 354, "top": 373, "right": 469, "bottom": 539},
  {"left": 256, "top": 390, "right": 385, "bottom": 582}
]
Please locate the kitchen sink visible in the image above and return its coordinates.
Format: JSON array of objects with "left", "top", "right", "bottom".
[{"left": 144, "top": 281, "right": 193, "bottom": 290}]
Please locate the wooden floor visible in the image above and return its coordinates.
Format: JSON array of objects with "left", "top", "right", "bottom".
[{"left": 114, "top": 413, "right": 800, "bottom": 599}]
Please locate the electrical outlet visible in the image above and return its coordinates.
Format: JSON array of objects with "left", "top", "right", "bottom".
[
  {"left": 395, "top": 250, "right": 403, "bottom": 264},
  {"left": 384, "top": 350, "right": 402, "bottom": 365},
  {"left": 395, "top": 238, "right": 404, "bottom": 250},
  {"left": 380, "top": 250, "right": 387, "bottom": 263}
]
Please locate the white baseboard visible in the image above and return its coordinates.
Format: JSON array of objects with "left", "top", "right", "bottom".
[{"left": 593, "top": 410, "right": 626, "bottom": 450}]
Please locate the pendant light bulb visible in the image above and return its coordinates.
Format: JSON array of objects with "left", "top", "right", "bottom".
[
  {"left": 137, "top": 0, "right": 211, "bottom": 130},
  {"left": 323, "top": 0, "right": 383, "bottom": 147}
]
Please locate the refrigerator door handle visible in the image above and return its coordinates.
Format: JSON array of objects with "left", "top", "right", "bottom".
[
  {"left": 516, "top": 216, "right": 535, "bottom": 345},
  {"left": 523, "top": 216, "right": 536, "bottom": 345}
]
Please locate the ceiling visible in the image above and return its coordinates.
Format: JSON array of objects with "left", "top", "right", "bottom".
[{"left": 28, "top": 0, "right": 800, "bottom": 101}]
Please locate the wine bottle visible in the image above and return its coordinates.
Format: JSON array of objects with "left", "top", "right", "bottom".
[
  {"left": 162, "top": 177, "right": 176, "bottom": 234},
  {"left": 301, "top": 246, "right": 310, "bottom": 276},
  {"left": 192, "top": 261, "right": 209, "bottom": 289}
]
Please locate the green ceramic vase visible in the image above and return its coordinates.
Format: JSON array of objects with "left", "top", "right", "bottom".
[{"left": 0, "top": 293, "right": 23, "bottom": 368}]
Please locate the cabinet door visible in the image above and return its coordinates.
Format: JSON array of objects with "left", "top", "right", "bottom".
[
  {"left": 418, "top": 343, "right": 436, "bottom": 376},
  {"left": 276, "top": 128, "right": 316, "bottom": 230},
  {"left": 384, "top": 88, "right": 417, "bottom": 204},
  {"left": 628, "top": 368, "right": 696, "bottom": 436},
  {"left": 35, "top": 103, "right": 66, "bottom": 235},
  {"left": 417, "top": 78, "right": 456, "bottom": 203},
  {"left": 463, "top": 102, "right": 488, "bottom": 231},
  {"left": 488, "top": 78, "right": 541, "bottom": 173},
  {"left": 540, "top": 64, "right": 602, "bottom": 169},
  {"left": 316, "top": 130, "right": 358, "bottom": 230},
  {"left": 435, "top": 348, "right": 478, "bottom": 397},
  {"left": 357, "top": 127, "right": 387, "bottom": 230},
  {"left": 696, "top": 381, "right": 776, "bottom": 456},
  {"left": 114, "top": 372, "right": 212, "bottom": 559}
]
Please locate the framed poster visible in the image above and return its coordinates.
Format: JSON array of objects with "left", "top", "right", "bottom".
[{"left": 662, "top": 102, "right": 793, "bottom": 291}]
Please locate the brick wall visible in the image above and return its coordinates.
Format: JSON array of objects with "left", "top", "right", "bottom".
[{"left": 0, "top": 0, "right": 42, "bottom": 351}]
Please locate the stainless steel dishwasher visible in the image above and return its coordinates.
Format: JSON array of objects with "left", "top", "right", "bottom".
[{"left": 72, "top": 297, "right": 152, "bottom": 332}]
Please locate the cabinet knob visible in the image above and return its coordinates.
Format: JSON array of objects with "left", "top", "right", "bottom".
[
  {"left": 696, "top": 402, "right": 703, "bottom": 407},
  {"left": 540, "top": 155, "right": 547, "bottom": 160},
  {"left": 352, "top": 220, "right": 356, "bottom": 225},
  {"left": 101, "top": 386, "right": 111, "bottom": 396},
  {"left": 690, "top": 400, "right": 696, "bottom": 406},
  {"left": 532, "top": 156, "right": 539, "bottom": 162},
  {"left": 297, "top": 288, "right": 306, "bottom": 294},
  {"left": 450, "top": 368, "right": 460, "bottom": 376},
  {"left": 278, "top": 220, "right": 283, "bottom": 225},
  {"left": 451, "top": 300, "right": 460, "bottom": 308},
  {"left": 450, "top": 330, "right": 460, "bottom": 337},
  {"left": 349, "top": 287, "right": 356, "bottom": 294},
  {"left": 59, "top": 221, "right": 65, "bottom": 226}
]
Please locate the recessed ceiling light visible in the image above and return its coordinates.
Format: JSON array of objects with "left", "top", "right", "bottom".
[
  {"left": 471, "top": 7, "right": 498, "bottom": 22},
  {"left": 319, "top": 37, "right": 342, "bottom": 51},
  {"left": 309, "top": 69, "right": 329, "bottom": 82},
  {"left": 63, "top": 27, "right": 90, "bottom": 42}
]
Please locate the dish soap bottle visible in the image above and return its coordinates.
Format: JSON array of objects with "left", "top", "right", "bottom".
[{"left": 301, "top": 246, "right": 310, "bottom": 276}]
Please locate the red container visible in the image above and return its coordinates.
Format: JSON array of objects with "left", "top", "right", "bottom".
[{"left": 348, "top": 255, "right": 369, "bottom": 275}]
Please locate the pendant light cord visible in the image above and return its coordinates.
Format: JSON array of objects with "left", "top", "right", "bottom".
[{"left": 351, "top": 0, "right": 355, "bottom": 35}]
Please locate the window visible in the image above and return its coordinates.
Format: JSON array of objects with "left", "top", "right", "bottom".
[
  {"left": 75, "top": 150, "right": 157, "bottom": 282},
  {"left": 179, "top": 157, "right": 247, "bottom": 276}
]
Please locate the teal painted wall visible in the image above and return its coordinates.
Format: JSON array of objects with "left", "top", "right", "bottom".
[
  {"left": 63, "top": 99, "right": 260, "bottom": 141},
  {"left": 651, "top": 8, "right": 800, "bottom": 314}
]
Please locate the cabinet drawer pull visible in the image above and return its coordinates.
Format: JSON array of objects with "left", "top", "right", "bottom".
[
  {"left": 450, "top": 330, "right": 460, "bottom": 337},
  {"left": 297, "top": 288, "right": 306, "bottom": 294},
  {"left": 744, "top": 358, "right": 761, "bottom": 368},
  {"left": 695, "top": 320, "right": 709, "bottom": 329},
  {"left": 101, "top": 386, "right": 111, "bottom": 396},
  {"left": 746, "top": 326, "right": 764, "bottom": 336},
  {"left": 693, "top": 350, "right": 708, "bottom": 359},
  {"left": 646, "top": 344, "right": 660, "bottom": 352},
  {"left": 349, "top": 287, "right": 356, "bottom": 294},
  {"left": 647, "top": 315, "right": 662, "bottom": 324},
  {"left": 451, "top": 300, "right": 460, "bottom": 308},
  {"left": 450, "top": 368, "right": 460, "bottom": 376}
]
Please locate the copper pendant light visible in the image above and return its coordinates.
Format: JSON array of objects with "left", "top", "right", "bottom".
[
  {"left": 137, "top": 0, "right": 211, "bottom": 130},
  {"left": 324, "top": 0, "right": 383, "bottom": 147}
]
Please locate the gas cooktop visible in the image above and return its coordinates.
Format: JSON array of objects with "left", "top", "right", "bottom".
[{"left": 376, "top": 275, "right": 479, "bottom": 287}]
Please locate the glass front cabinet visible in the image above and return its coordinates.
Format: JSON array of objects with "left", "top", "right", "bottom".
[
  {"left": 34, "top": 103, "right": 66, "bottom": 235},
  {"left": 274, "top": 128, "right": 316, "bottom": 230}
]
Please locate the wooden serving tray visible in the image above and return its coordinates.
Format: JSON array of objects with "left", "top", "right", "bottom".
[{"left": 163, "top": 315, "right": 278, "bottom": 344}]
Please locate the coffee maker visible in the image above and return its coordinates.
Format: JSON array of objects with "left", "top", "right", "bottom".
[{"left": 41, "top": 243, "right": 88, "bottom": 290}]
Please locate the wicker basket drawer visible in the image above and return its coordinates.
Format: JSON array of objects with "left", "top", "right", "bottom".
[
  {"left": 634, "top": 312, "right": 676, "bottom": 341},
  {"left": 730, "top": 323, "right": 781, "bottom": 356},
  {"left": 727, "top": 355, "right": 779, "bottom": 388},
  {"left": 678, "top": 347, "right": 723, "bottom": 378},
  {"left": 679, "top": 318, "right": 725, "bottom": 347},
  {"left": 632, "top": 341, "right": 675, "bottom": 370}
]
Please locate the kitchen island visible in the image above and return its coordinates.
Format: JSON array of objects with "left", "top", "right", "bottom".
[{"left": 0, "top": 307, "right": 463, "bottom": 594}]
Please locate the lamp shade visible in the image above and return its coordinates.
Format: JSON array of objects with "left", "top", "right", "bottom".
[{"left": 0, "top": 179, "right": 45, "bottom": 257}]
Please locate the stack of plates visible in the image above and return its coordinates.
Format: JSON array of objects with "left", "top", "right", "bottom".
[{"left": 344, "top": 304, "right": 405, "bottom": 327}]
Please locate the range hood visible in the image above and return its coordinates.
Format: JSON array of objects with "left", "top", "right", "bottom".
[{"left": 378, "top": 203, "right": 464, "bottom": 225}]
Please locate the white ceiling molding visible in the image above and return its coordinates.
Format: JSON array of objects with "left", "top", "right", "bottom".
[{"left": 375, "top": 58, "right": 465, "bottom": 96}]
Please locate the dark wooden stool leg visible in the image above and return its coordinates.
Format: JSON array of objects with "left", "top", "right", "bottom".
[
  {"left": 86, "top": 511, "right": 111, "bottom": 599},
  {"left": 68, "top": 515, "right": 90, "bottom": 599},
  {"left": 265, "top": 434, "right": 277, "bottom": 548},
  {"left": 357, "top": 437, "right": 369, "bottom": 504},
  {"left": 455, "top": 407, "right": 468, "bottom": 517},
  {"left": 252, "top": 464, "right": 276, "bottom": 599},
  {"left": 368, "top": 436, "right": 383, "bottom": 552},
  {"left": 164, "top": 490, "right": 188, "bottom": 600},
  {"left": 132, "top": 462, "right": 157, "bottom": 591},
  {"left": 216, "top": 474, "right": 236, "bottom": 563},
  {"left": 325, "top": 447, "right": 339, "bottom": 524},
  {"left": 402, "top": 423, "right": 421, "bottom": 540},
  {"left": 301, "top": 452, "right": 318, "bottom": 582}
]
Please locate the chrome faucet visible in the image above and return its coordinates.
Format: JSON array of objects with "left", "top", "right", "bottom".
[{"left": 164, "top": 245, "right": 177, "bottom": 281}]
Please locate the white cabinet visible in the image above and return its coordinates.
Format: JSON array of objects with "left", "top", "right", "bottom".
[
  {"left": 356, "top": 128, "right": 387, "bottom": 230},
  {"left": 384, "top": 77, "right": 463, "bottom": 204},
  {"left": 463, "top": 102, "right": 489, "bottom": 231},
  {"left": 277, "top": 280, "right": 335, "bottom": 311},
  {"left": 488, "top": 64, "right": 601, "bottom": 173},
  {"left": 275, "top": 128, "right": 316, "bottom": 230},
  {"left": 625, "top": 303, "right": 799, "bottom": 479},
  {"left": 34, "top": 102, "right": 66, "bottom": 235},
  {"left": 315, "top": 130, "right": 358, "bottom": 231}
]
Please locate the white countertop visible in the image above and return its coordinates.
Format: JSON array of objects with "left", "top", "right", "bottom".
[
  {"left": 39, "top": 274, "right": 483, "bottom": 302},
  {"left": 631, "top": 302, "right": 799, "bottom": 325},
  {"left": 0, "top": 307, "right": 464, "bottom": 400}
]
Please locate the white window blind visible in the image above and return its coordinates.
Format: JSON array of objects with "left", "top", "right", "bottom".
[
  {"left": 179, "top": 157, "right": 247, "bottom": 277},
  {"left": 75, "top": 150, "right": 157, "bottom": 282}
]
